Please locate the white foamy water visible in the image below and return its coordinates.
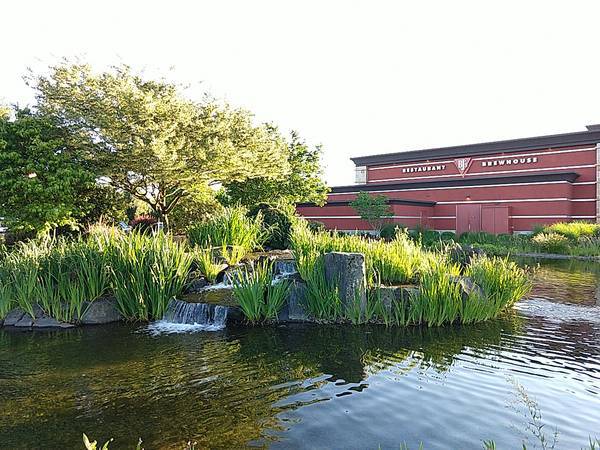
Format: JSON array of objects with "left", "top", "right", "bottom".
[{"left": 145, "top": 320, "right": 225, "bottom": 335}]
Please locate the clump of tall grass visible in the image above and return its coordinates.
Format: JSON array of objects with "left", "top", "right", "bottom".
[
  {"left": 35, "top": 241, "right": 109, "bottom": 322},
  {"left": 531, "top": 232, "right": 569, "bottom": 254},
  {"left": 193, "top": 248, "right": 226, "bottom": 283},
  {"left": 465, "top": 255, "right": 531, "bottom": 322},
  {"left": 541, "top": 221, "right": 600, "bottom": 240},
  {"left": 290, "top": 220, "right": 428, "bottom": 287},
  {"left": 408, "top": 259, "right": 463, "bottom": 326},
  {"left": 0, "top": 237, "right": 110, "bottom": 322},
  {"left": 231, "top": 259, "right": 290, "bottom": 323},
  {"left": 107, "top": 232, "right": 193, "bottom": 321},
  {"left": 187, "top": 207, "right": 264, "bottom": 255}
]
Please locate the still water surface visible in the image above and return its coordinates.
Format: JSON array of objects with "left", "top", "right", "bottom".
[{"left": 1, "top": 258, "right": 600, "bottom": 449}]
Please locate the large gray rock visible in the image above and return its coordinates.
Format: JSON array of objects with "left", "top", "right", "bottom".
[
  {"left": 14, "top": 315, "right": 34, "bottom": 328},
  {"left": 324, "top": 252, "right": 367, "bottom": 314},
  {"left": 451, "top": 276, "right": 484, "bottom": 301},
  {"left": 3, "top": 308, "right": 26, "bottom": 326},
  {"left": 78, "top": 298, "right": 122, "bottom": 324},
  {"left": 377, "top": 285, "right": 418, "bottom": 311},
  {"left": 34, "top": 316, "right": 75, "bottom": 329}
]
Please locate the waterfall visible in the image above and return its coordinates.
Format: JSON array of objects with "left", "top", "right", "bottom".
[{"left": 146, "top": 299, "right": 228, "bottom": 334}]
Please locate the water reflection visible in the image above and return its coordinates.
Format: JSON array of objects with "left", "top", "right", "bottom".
[{"left": 0, "top": 259, "right": 599, "bottom": 449}]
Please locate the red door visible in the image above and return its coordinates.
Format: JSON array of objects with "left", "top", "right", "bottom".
[
  {"left": 482, "top": 206, "right": 510, "bottom": 234},
  {"left": 456, "top": 204, "right": 481, "bottom": 235}
]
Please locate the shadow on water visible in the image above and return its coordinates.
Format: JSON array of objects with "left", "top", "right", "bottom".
[{"left": 0, "top": 258, "right": 600, "bottom": 449}]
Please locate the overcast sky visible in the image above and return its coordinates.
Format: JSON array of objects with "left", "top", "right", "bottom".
[{"left": 3, "top": 1, "right": 600, "bottom": 186}]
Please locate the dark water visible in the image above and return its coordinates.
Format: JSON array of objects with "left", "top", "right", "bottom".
[{"left": 1, "top": 260, "right": 600, "bottom": 449}]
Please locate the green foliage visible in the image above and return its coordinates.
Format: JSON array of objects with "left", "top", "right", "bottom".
[
  {"left": 0, "top": 237, "right": 109, "bottom": 322},
  {"left": 466, "top": 256, "right": 532, "bottom": 321},
  {"left": 0, "top": 109, "right": 95, "bottom": 234},
  {"left": 541, "top": 221, "right": 600, "bottom": 240},
  {"left": 187, "top": 207, "right": 264, "bottom": 254},
  {"left": 296, "top": 252, "right": 343, "bottom": 321},
  {"left": 248, "top": 202, "right": 297, "bottom": 250},
  {"left": 349, "top": 192, "right": 393, "bottom": 232},
  {"left": 193, "top": 248, "right": 226, "bottom": 283},
  {"left": 107, "top": 232, "right": 193, "bottom": 321},
  {"left": 222, "top": 130, "right": 328, "bottom": 207},
  {"left": 231, "top": 259, "right": 290, "bottom": 323},
  {"left": 290, "top": 220, "right": 429, "bottom": 286},
  {"left": 409, "top": 259, "right": 463, "bottom": 326},
  {"left": 290, "top": 219, "right": 531, "bottom": 326},
  {"left": 32, "top": 62, "right": 290, "bottom": 228},
  {"left": 531, "top": 232, "right": 569, "bottom": 254},
  {"left": 379, "top": 223, "right": 399, "bottom": 241}
]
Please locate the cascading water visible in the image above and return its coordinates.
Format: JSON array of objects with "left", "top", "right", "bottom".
[{"left": 146, "top": 299, "right": 228, "bottom": 335}]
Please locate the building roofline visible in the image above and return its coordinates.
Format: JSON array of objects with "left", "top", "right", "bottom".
[
  {"left": 297, "top": 198, "right": 436, "bottom": 208},
  {"left": 328, "top": 171, "right": 580, "bottom": 194},
  {"left": 350, "top": 129, "right": 600, "bottom": 167}
]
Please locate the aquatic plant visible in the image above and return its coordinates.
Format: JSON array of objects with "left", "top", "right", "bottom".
[
  {"left": 531, "top": 232, "right": 569, "bottom": 254},
  {"left": 187, "top": 207, "right": 264, "bottom": 254},
  {"left": 231, "top": 259, "right": 290, "bottom": 323},
  {"left": 193, "top": 248, "right": 225, "bottom": 283},
  {"left": 465, "top": 255, "right": 531, "bottom": 322},
  {"left": 108, "top": 232, "right": 193, "bottom": 321},
  {"left": 408, "top": 259, "right": 463, "bottom": 326}
]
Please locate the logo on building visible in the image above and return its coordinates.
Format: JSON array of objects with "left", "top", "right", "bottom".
[{"left": 454, "top": 158, "right": 472, "bottom": 175}]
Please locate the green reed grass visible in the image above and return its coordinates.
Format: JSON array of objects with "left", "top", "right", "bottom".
[
  {"left": 187, "top": 207, "right": 264, "bottom": 254},
  {"left": 107, "top": 232, "right": 193, "bottom": 321},
  {"left": 231, "top": 259, "right": 290, "bottom": 323},
  {"left": 465, "top": 255, "right": 531, "bottom": 322},
  {"left": 408, "top": 259, "right": 463, "bottom": 326},
  {"left": 194, "top": 248, "right": 225, "bottom": 283}
]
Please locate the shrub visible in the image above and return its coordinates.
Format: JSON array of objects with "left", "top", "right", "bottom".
[
  {"left": 531, "top": 232, "right": 569, "bottom": 254},
  {"left": 187, "top": 207, "right": 264, "bottom": 254},
  {"left": 129, "top": 215, "right": 157, "bottom": 234},
  {"left": 379, "top": 223, "right": 399, "bottom": 241},
  {"left": 248, "top": 202, "right": 296, "bottom": 250},
  {"left": 542, "top": 221, "right": 600, "bottom": 241}
]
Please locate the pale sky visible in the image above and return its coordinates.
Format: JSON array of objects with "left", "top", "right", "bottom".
[{"left": 3, "top": 1, "right": 600, "bottom": 186}]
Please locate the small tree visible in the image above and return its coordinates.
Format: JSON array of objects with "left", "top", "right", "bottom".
[
  {"left": 350, "top": 192, "right": 393, "bottom": 233},
  {"left": 0, "top": 109, "right": 96, "bottom": 234}
]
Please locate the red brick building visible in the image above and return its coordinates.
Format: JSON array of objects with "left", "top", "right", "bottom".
[{"left": 297, "top": 126, "right": 600, "bottom": 234}]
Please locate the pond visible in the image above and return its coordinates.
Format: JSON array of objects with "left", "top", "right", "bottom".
[{"left": 1, "top": 259, "right": 600, "bottom": 449}]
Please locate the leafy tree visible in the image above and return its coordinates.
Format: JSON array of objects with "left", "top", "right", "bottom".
[
  {"left": 350, "top": 192, "right": 393, "bottom": 232},
  {"left": 0, "top": 109, "right": 95, "bottom": 234},
  {"left": 221, "top": 130, "right": 328, "bottom": 207},
  {"left": 30, "top": 63, "right": 290, "bottom": 229}
]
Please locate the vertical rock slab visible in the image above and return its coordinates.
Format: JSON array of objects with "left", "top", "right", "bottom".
[
  {"left": 324, "top": 252, "right": 367, "bottom": 315},
  {"left": 285, "top": 281, "right": 311, "bottom": 322}
]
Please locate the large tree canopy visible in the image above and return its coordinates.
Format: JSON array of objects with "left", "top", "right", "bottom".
[
  {"left": 0, "top": 109, "right": 95, "bottom": 234},
  {"left": 221, "top": 130, "right": 329, "bottom": 207},
  {"left": 31, "top": 63, "right": 290, "bottom": 227}
]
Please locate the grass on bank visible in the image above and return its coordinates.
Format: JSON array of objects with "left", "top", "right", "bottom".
[
  {"left": 408, "top": 221, "right": 600, "bottom": 257},
  {"left": 289, "top": 222, "right": 532, "bottom": 325},
  {"left": 0, "top": 228, "right": 193, "bottom": 322}
]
